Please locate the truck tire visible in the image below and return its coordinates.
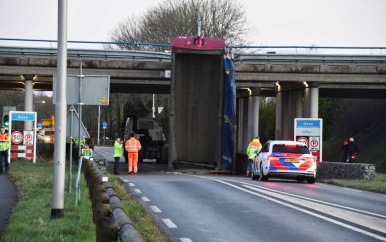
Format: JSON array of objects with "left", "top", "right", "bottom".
[{"left": 138, "top": 150, "right": 144, "bottom": 163}]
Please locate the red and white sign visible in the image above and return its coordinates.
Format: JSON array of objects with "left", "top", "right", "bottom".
[
  {"left": 11, "top": 131, "right": 23, "bottom": 144},
  {"left": 309, "top": 136, "right": 320, "bottom": 150},
  {"left": 23, "top": 131, "right": 34, "bottom": 145},
  {"left": 296, "top": 136, "right": 308, "bottom": 147}
]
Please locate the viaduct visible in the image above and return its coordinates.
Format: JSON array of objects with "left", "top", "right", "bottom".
[{"left": 0, "top": 46, "right": 385, "bottom": 154}]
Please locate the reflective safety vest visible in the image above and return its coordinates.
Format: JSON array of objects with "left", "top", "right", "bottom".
[
  {"left": 125, "top": 137, "right": 141, "bottom": 153},
  {"left": 0, "top": 133, "right": 11, "bottom": 151},
  {"left": 247, "top": 139, "right": 262, "bottom": 159},
  {"left": 113, "top": 141, "right": 123, "bottom": 157}
]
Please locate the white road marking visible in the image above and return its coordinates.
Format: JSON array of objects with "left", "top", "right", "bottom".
[
  {"left": 342, "top": 187, "right": 363, "bottom": 193},
  {"left": 128, "top": 183, "right": 135, "bottom": 187},
  {"left": 199, "top": 176, "right": 386, "bottom": 241},
  {"left": 150, "top": 206, "right": 162, "bottom": 213},
  {"left": 134, "top": 189, "right": 141, "bottom": 194},
  {"left": 225, "top": 178, "right": 386, "bottom": 219},
  {"left": 245, "top": 185, "right": 386, "bottom": 234},
  {"left": 180, "top": 238, "right": 192, "bottom": 242},
  {"left": 141, "top": 196, "right": 150, "bottom": 202},
  {"left": 162, "top": 219, "right": 177, "bottom": 228}
]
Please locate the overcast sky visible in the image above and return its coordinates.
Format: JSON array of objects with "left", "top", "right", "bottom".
[{"left": 0, "top": 0, "right": 385, "bottom": 53}]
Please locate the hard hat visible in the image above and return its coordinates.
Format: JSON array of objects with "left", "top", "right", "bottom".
[{"left": 349, "top": 137, "right": 354, "bottom": 142}]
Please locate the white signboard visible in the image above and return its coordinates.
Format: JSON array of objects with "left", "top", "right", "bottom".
[
  {"left": 23, "top": 131, "right": 34, "bottom": 145},
  {"left": 294, "top": 118, "right": 323, "bottom": 162},
  {"left": 53, "top": 75, "right": 110, "bottom": 105},
  {"left": 8, "top": 111, "right": 37, "bottom": 163}
]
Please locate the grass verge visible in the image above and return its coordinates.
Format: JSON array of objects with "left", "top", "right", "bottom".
[
  {"left": 3, "top": 159, "right": 95, "bottom": 241},
  {"left": 105, "top": 173, "right": 168, "bottom": 242},
  {"left": 318, "top": 173, "right": 386, "bottom": 194},
  {"left": 2, "top": 159, "right": 168, "bottom": 242}
]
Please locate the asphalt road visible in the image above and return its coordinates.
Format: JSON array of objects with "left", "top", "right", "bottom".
[{"left": 95, "top": 146, "right": 386, "bottom": 242}]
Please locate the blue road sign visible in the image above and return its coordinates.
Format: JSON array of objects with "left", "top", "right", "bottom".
[
  {"left": 102, "top": 121, "right": 107, "bottom": 128},
  {"left": 37, "top": 122, "right": 42, "bottom": 129},
  {"left": 11, "top": 112, "right": 35, "bottom": 121}
]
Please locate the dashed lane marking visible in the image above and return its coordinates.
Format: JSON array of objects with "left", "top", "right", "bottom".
[
  {"left": 162, "top": 219, "right": 177, "bottom": 228},
  {"left": 134, "top": 189, "right": 141, "bottom": 194},
  {"left": 150, "top": 206, "right": 162, "bottom": 213},
  {"left": 128, "top": 183, "right": 135, "bottom": 187},
  {"left": 180, "top": 238, "right": 192, "bottom": 242},
  {"left": 342, "top": 187, "right": 363, "bottom": 193},
  {"left": 141, "top": 197, "right": 150, "bottom": 202}
]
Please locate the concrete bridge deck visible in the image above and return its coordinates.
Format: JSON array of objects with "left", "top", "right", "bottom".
[{"left": 0, "top": 46, "right": 385, "bottom": 98}]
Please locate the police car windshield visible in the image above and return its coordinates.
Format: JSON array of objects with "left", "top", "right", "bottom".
[{"left": 272, "top": 144, "right": 310, "bottom": 154}]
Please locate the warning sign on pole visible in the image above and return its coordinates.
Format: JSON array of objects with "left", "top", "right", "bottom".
[{"left": 294, "top": 118, "right": 323, "bottom": 162}]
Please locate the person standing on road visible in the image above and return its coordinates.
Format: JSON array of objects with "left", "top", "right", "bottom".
[
  {"left": 0, "top": 126, "right": 11, "bottom": 174},
  {"left": 113, "top": 137, "right": 124, "bottom": 174},
  {"left": 125, "top": 133, "right": 141, "bottom": 174},
  {"left": 246, "top": 136, "right": 262, "bottom": 177}
]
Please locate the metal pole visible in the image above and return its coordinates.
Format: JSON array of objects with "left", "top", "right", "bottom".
[
  {"left": 152, "top": 94, "right": 155, "bottom": 118},
  {"left": 68, "top": 106, "right": 75, "bottom": 193},
  {"left": 78, "top": 61, "right": 84, "bottom": 159},
  {"left": 74, "top": 155, "right": 83, "bottom": 207},
  {"left": 198, "top": 20, "right": 201, "bottom": 36},
  {"left": 51, "top": 0, "right": 67, "bottom": 219},
  {"left": 97, "top": 105, "right": 100, "bottom": 145}
]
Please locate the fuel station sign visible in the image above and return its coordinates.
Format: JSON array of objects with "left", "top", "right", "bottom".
[{"left": 294, "top": 118, "right": 323, "bottom": 162}]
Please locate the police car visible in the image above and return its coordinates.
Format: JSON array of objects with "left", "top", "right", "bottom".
[{"left": 251, "top": 140, "right": 317, "bottom": 183}]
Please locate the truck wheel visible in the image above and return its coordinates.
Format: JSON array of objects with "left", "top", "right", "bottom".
[{"left": 138, "top": 150, "right": 144, "bottom": 163}]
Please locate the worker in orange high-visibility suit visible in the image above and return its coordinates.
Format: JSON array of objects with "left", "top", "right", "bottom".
[{"left": 125, "top": 133, "right": 142, "bottom": 174}]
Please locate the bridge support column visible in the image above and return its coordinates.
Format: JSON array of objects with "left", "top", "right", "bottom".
[
  {"left": 275, "top": 84, "right": 282, "bottom": 140},
  {"left": 276, "top": 83, "right": 305, "bottom": 140},
  {"left": 23, "top": 75, "right": 34, "bottom": 131},
  {"left": 248, "top": 87, "right": 261, "bottom": 140},
  {"left": 304, "top": 82, "right": 320, "bottom": 118},
  {"left": 236, "top": 89, "right": 249, "bottom": 153}
]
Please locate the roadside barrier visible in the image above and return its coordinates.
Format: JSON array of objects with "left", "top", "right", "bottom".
[
  {"left": 317, "top": 162, "right": 376, "bottom": 180},
  {"left": 10, "top": 145, "right": 34, "bottom": 158},
  {"left": 83, "top": 155, "right": 144, "bottom": 242}
]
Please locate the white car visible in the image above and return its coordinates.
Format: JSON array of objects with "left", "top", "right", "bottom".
[{"left": 251, "top": 140, "right": 317, "bottom": 184}]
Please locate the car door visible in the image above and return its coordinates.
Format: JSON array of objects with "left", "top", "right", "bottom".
[{"left": 256, "top": 142, "right": 270, "bottom": 174}]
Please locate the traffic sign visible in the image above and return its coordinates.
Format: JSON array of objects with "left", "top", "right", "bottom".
[
  {"left": 11, "top": 113, "right": 35, "bottom": 121},
  {"left": 294, "top": 118, "right": 323, "bottom": 162},
  {"left": 309, "top": 137, "right": 320, "bottom": 150},
  {"left": 11, "top": 131, "right": 23, "bottom": 144},
  {"left": 23, "top": 131, "right": 34, "bottom": 145},
  {"left": 37, "top": 122, "right": 42, "bottom": 129},
  {"left": 102, "top": 121, "right": 107, "bottom": 129},
  {"left": 296, "top": 136, "right": 309, "bottom": 146},
  {"left": 82, "top": 148, "right": 93, "bottom": 159}
]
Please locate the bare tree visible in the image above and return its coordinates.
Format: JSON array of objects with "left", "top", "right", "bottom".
[{"left": 108, "top": 0, "right": 251, "bottom": 50}]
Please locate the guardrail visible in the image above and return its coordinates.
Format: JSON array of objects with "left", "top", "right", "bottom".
[
  {"left": 83, "top": 154, "right": 144, "bottom": 242},
  {"left": 1, "top": 45, "right": 385, "bottom": 64}
]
